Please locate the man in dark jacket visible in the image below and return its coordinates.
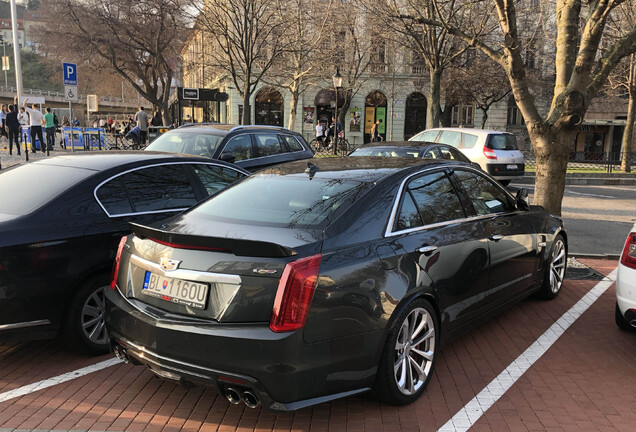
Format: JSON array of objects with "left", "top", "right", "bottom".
[{"left": 6, "top": 104, "right": 21, "bottom": 155}]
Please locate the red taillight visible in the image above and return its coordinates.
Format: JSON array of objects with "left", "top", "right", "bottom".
[
  {"left": 110, "top": 236, "right": 127, "bottom": 290},
  {"left": 270, "top": 254, "right": 321, "bottom": 333},
  {"left": 150, "top": 237, "right": 230, "bottom": 252},
  {"left": 483, "top": 146, "right": 497, "bottom": 160},
  {"left": 620, "top": 232, "right": 636, "bottom": 269}
]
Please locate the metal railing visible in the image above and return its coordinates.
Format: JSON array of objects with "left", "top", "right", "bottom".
[
  {"left": 522, "top": 150, "right": 636, "bottom": 173},
  {"left": 0, "top": 86, "right": 127, "bottom": 103}
]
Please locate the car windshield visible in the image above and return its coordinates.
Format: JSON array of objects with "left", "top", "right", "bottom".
[
  {"left": 350, "top": 148, "right": 420, "bottom": 157},
  {"left": 184, "top": 174, "right": 371, "bottom": 229},
  {"left": 488, "top": 134, "right": 518, "bottom": 150},
  {"left": 146, "top": 131, "right": 225, "bottom": 157},
  {"left": 0, "top": 164, "right": 95, "bottom": 215}
]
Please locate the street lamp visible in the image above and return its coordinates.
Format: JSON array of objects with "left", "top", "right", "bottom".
[{"left": 332, "top": 68, "right": 343, "bottom": 154}]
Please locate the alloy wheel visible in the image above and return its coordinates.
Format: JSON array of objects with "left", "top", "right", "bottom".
[
  {"left": 81, "top": 286, "right": 108, "bottom": 345},
  {"left": 394, "top": 307, "right": 436, "bottom": 395},
  {"left": 549, "top": 239, "right": 566, "bottom": 294}
]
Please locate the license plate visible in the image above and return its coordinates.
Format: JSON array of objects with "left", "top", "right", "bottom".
[
  {"left": 142, "top": 272, "right": 209, "bottom": 309},
  {"left": 506, "top": 164, "right": 518, "bottom": 170}
]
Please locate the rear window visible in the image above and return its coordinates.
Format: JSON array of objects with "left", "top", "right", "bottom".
[
  {"left": 146, "top": 131, "right": 224, "bottom": 157},
  {"left": 487, "top": 134, "right": 518, "bottom": 150},
  {"left": 0, "top": 164, "right": 94, "bottom": 215},
  {"left": 187, "top": 174, "right": 370, "bottom": 228},
  {"left": 350, "top": 148, "right": 419, "bottom": 157}
]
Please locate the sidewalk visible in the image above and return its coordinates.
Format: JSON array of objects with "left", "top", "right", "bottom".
[
  {"left": 518, "top": 171, "right": 636, "bottom": 186},
  {"left": 0, "top": 146, "right": 81, "bottom": 170}
]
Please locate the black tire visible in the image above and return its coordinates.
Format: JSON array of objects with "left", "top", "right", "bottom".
[
  {"left": 615, "top": 303, "right": 635, "bottom": 332},
  {"left": 373, "top": 298, "right": 438, "bottom": 405},
  {"left": 64, "top": 274, "right": 110, "bottom": 355},
  {"left": 536, "top": 234, "right": 567, "bottom": 300}
]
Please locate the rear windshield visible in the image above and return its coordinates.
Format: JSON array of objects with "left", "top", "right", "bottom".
[
  {"left": 0, "top": 164, "right": 94, "bottom": 215},
  {"left": 350, "top": 148, "right": 419, "bottom": 157},
  {"left": 187, "top": 174, "right": 370, "bottom": 229},
  {"left": 146, "top": 131, "right": 224, "bottom": 157},
  {"left": 487, "top": 134, "right": 518, "bottom": 150}
]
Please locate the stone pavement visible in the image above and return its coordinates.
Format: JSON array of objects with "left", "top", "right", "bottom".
[{"left": 0, "top": 259, "right": 633, "bottom": 432}]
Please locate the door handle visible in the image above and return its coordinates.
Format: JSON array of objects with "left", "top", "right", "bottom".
[
  {"left": 417, "top": 245, "right": 438, "bottom": 254},
  {"left": 489, "top": 234, "right": 504, "bottom": 242}
]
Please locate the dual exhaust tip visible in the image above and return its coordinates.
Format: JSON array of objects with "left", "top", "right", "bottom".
[
  {"left": 113, "top": 345, "right": 130, "bottom": 364},
  {"left": 225, "top": 387, "right": 260, "bottom": 408}
]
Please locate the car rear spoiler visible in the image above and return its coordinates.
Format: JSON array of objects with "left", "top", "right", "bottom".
[{"left": 129, "top": 223, "right": 297, "bottom": 258}]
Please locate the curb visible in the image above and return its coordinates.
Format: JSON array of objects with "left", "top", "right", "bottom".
[{"left": 569, "top": 252, "right": 621, "bottom": 261}]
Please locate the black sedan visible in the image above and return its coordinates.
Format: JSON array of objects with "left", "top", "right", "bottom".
[
  {"left": 106, "top": 157, "right": 567, "bottom": 410},
  {"left": 0, "top": 152, "right": 248, "bottom": 354}
]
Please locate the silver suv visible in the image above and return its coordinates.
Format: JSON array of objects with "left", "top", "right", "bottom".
[{"left": 410, "top": 128, "right": 525, "bottom": 185}]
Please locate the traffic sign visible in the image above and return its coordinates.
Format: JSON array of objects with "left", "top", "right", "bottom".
[
  {"left": 63, "top": 62, "right": 77, "bottom": 86},
  {"left": 65, "top": 85, "right": 78, "bottom": 102}
]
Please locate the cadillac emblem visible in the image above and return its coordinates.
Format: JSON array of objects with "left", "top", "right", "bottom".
[{"left": 160, "top": 257, "right": 181, "bottom": 271}]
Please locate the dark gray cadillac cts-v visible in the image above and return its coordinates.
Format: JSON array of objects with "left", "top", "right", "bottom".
[{"left": 105, "top": 157, "right": 567, "bottom": 411}]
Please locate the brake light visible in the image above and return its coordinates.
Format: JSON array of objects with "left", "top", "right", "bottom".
[
  {"left": 483, "top": 146, "right": 497, "bottom": 160},
  {"left": 110, "top": 236, "right": 127, "bottom": 290},
  {"left": 620, "top": 233, "right": 636, "bottom": 270},
  {"left": 270, "top": 254, "right": 321, "bottom": 332},
  {"left": 150, "top": 237, "right": 230, "bottom": 252}
]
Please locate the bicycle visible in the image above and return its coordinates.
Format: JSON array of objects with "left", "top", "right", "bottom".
[{"left": 309, "top": 136, "right": 351, "bottom": 156}]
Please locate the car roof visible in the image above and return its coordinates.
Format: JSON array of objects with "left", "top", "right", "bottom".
[
  {"left": 28, "top": 151, "right": 241, "bottom": 172},
  {"left": 421, "top": 127, "right": 512, "bottom": 136},
  {"left": 176, "top": 124, "right": 297, "bottom": 135},
  {"left": 356, "top": 140, "right": 437, "bottom": 149},
  {"left": 257, "top": 156, "right": 470, "bottom": 182}
]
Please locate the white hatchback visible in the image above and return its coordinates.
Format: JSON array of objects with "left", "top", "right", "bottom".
[
  {"left": 410, "top": 128, "right": 525, "bottom": 185},
  {"left": 616, "top": 223, "right": 636, "bottom": 331}
]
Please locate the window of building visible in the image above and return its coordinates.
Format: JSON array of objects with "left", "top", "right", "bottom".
[
  {"left": 451, "top": 104, "right": 474, "bottom": 126},
  {"left": 507, "top": 96, "right": 524, "bottom": 126}
]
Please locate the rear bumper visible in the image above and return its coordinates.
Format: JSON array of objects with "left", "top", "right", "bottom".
[
  {"left": 104, "top": 287, "right": 377, "bottom": 410},
  {"left": 486, "top": 163, "right": 525, "bottom": 179},
  {"left": 617, "top": 262, "right": 636, "bottom": 317}
]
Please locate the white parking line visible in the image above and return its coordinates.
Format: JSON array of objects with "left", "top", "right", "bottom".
[
  {"left": 438, "top": 268, "right": 618, "bottom": 432},
  {"left": 0, "top": 358, "right": 121, "bottom": 404},
  {"left": 566, "top": 190, "right": 615, "bottom": 199}
]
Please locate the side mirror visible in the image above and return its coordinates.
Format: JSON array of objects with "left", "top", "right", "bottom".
[
  {"left": 515, "top": 188, "right": 529, "bottom": 211},
  {"left": 219, "top": 152, "right": 236, "bottom": 164}
]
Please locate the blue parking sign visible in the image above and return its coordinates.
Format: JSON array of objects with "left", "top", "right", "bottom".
[{"left": 63, "top": 62, "right": 77, "bottom": 85}]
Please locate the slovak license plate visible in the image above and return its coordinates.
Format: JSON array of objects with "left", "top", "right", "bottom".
[
  {"left": 506, "top": 164, "right": 518, "bottom": 170},
  {"left": 142, "top": 271, "right": 209, "bottom": 309}
]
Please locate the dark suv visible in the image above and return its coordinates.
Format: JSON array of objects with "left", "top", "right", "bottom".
[{"left": 145, "top": 124, "right": 315, "bottom": 171}]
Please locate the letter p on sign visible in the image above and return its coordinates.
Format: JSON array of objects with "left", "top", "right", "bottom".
[{"left": 63, "top": 62, "right": 77, "bottom": 86}]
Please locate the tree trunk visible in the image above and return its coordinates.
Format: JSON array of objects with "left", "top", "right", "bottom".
[
  {"left": 480, "top": 108, "right": 488, "bottom": 129},
  {"left": 531, "top": 127, "right": 575, "bottom": 215},
  {"left": 242, "top": 87, "right": 251, "bottom": 126},
  {"left": 427, "top": 69, "right": 442, "bottom": 128},
  {"left": 621, "top": 56, "right": 635, "bottom": 173},
  {"left": 288, "top": 87, "right": 299, "bottom": 131}
]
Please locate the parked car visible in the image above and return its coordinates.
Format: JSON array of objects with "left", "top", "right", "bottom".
[
  {"left": 0, "top": 152, "right": 248, "bottom": 354},
  {"left": 106, "top": 157, "right": 567, "bottom": 411},
  {"left": 409, "top": 128, "right": 525, "bottom": 185},
  {"left": 349, "top": 140, "right": 472, "bottom": 163},
  {"left": 145, "top": 124, "right": 315, "bottom": 172},
  {"left": 616, "top": 223, "right": 636, "bottom": 331}
]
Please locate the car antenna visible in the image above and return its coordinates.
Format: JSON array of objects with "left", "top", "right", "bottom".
[{"left": 305, "top": 162, "right": 319, "bottom": 180}]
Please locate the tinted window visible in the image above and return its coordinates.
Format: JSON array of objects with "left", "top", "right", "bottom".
[
  {"left": 437, "top": 131, "right": 461, "bottom": 148},
  {"left": 281, "top": 135, "right": 303, "bottom": 152},
  {"left": 146, "top": 131, "right": 224, "bottom": 156},
  {"left": 395, "top": 191, "right": 423, "bottom": 231},
  {"left": 96, "top": 177, "right": 133, "bottom": 215},
  {"left": 254, "top": 133, "right": 286, "bottom": 156},
  {"left": 453, "top": 170, "right": 513, "bottom": 215},
  {"left": 192, "top": 164, "right": 245, "bottom": 196},
  {"left": 439, "top": 147, "right": 463, "bottom": 161},
  {"left": 222, "top": 135, "right": 252, "bottom": 161},
  {"left": 422, "top": 148, "right": 441, "bottom": 159},
  {"left": 0, "top": 164, "right": 94, "bottom": 215},
  {"left": 487, "top": 134, "right": 518, "bottom": 150},
  {"left": 407, "top": 171, "right": 465, "bottom": 225},
  {"left": 187, "top": 175, "right": 370, "bottom": 228},
  {"left": 122, "top": 165, "right": 197, "bottom": 213},
  {"left": 411, "top": 131, "right": 438, "bottom": 142},
  {"left": 462, "top": 133, "right": 478, "bottom": 149}
]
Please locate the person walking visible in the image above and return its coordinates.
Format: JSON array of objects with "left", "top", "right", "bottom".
[
  {"left": 134, "top": 107, "right": 149, "bottom": 146},
  {"left": 43, "top": 107, "right": 56, "bottom": 151},
  {"left": 150, "top": 111, "right": 162, "bottom": 127},
  {"left": 370, "top": 119, "right": 383, "bottom": 142},
  {"left": 6, "top": 104, "right": 20, "bottom": 155},
  {"left": 17, "top": 106, "right": 29, "bottom": 144},
  {"left": 315, "top": 121, "right": 324, "bottom": 149},
  {"left": 22, "top": 99, "right": 45, "bottom": 153}
]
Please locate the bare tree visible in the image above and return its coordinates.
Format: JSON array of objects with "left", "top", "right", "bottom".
[
  {"left": 193, "top": 0, "right": 286, "bottom": 125},
  {"left": 42, "top": 0, "right": 188, "bottom": 125},
  {"left": 402, "top": 0, "right": 636, "bottom": 215}
]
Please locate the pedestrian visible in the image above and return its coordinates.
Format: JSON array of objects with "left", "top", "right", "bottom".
[
  {"left": 370, "top": 119, "right": 383, "bottom": 142},
  {"left": 6, "top": 104, "right": 20, "bottom": 155},
  {"left": 22, "top": 98, "right": 45, "bottom": 153},
  {"left": 0, "top": 104, "right": 7, "bottom": 143},
  {"left": 62, "top": 116, "right": 70, "bottom": 126},
  {"left": 150, "top": 111, "right": 162, "bottom": 126},
  {"left": 17, "top": 106, "right": 29, "bottom": 144},
  {"left": 134, "top": 107, "right": 149, "bottom": 146},
  {"left": 315, "top": 121, "right": 324, "bottom": 149},
  {"left": 43, "top": 107, "right": 56, "bottom": 151}
]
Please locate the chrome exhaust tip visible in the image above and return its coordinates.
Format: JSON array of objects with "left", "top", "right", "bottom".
[
  {"left": 242, "top": 390, "right": 260, "bottom": 409},
  {"left": 225, "top": 387, "right": 241, "bottom": 405},
  {"left": 630, "top": 319, "right": 636, "bottom": 328},
  {"left": 113, "top": 346, "right": 129, "bottom": 364}
]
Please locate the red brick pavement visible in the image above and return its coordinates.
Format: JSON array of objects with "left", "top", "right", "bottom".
[{"left": 1, "top": 260, "right": 634, "bottom": 432}]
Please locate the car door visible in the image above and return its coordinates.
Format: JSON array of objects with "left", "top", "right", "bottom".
[
  {"left": 386, "top": 168, "right": 491, "bottom": 331},
  {"left": 450, "top": 168, "right": 540, "bottom": 305}
]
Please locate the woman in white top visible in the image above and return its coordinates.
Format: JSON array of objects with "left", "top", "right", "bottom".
[{"left": 315, "top": 121, "right": 324, "bottom": 149}]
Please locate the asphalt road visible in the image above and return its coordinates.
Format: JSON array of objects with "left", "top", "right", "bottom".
[{"left": 510, "top": 183, "right": 636, "bottom": 256}]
